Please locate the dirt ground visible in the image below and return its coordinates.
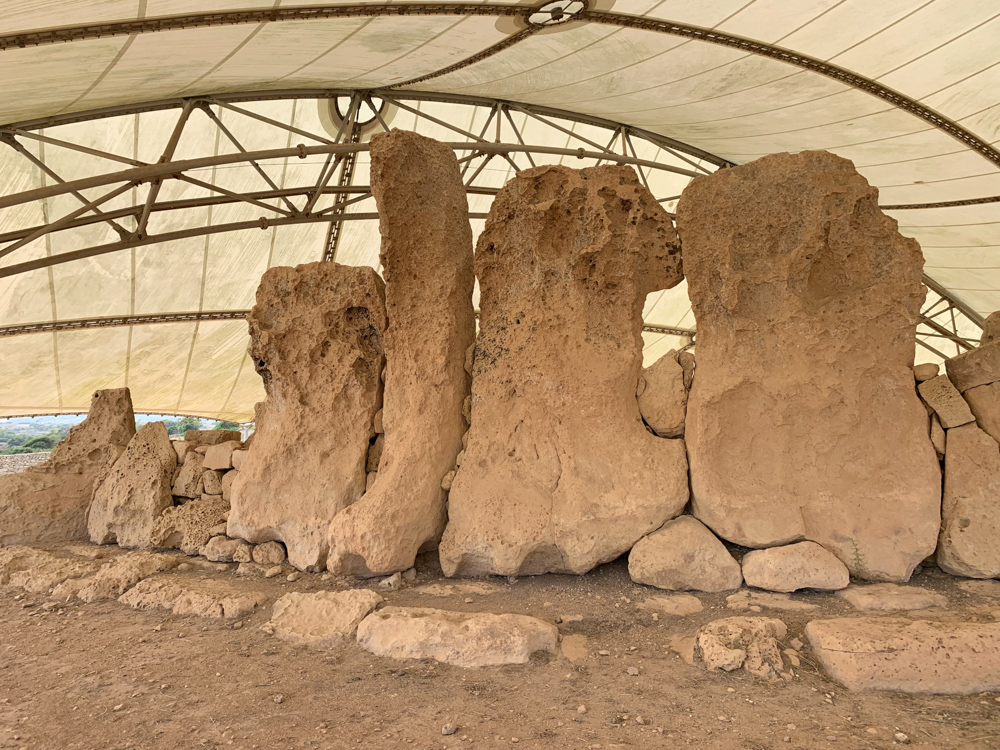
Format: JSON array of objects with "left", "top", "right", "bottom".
[{"left": 1, "top": 551, "right": 999, "bottom": 750}]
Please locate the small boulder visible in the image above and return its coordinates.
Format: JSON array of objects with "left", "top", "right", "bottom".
[
  {"left": 695, "top": 616, "right": 787, "bottom": 678},
  {"left": 629, "top": 516, "right": 743, "bottom": 593},
  {"left": 637, "top": 350, "right": 687, "bottom": 438},
  {"left": 837, "top": 583, "right": 947, "bottom": 611},
  {"left": 253, "top": 541, "right": 287, "bottom": 566},
  {"left": 945, "top": 339, "right": 1000, "bottom": 393},
  {"left": 231, "top": 450, "right": 247, "bottom": 471},
  {"left": 202, "top": 470, "right": 224, "bottom": 496},
  {"left": 172, "top": 441, "right": 191, "bottom": 462},
  {"left": 203, "top": 536, "right": 244, "bottom": 563},
  {"left": 172, "top": 452, "right": 205, "bottom": 499},
  {"left": 266, "top": 590, "right": 383, "bottom": 647},
  {"left": 913, "top": 363, "right": 939, "bottom": 382},
  {"left": 806, "top": 618, "right": 1000, "bottom": 694},
  {"left": 221, "top": 471, "right": 236, "bottom": 502},
  {"left": 233, "top": 543, "right": 253, "bottom": 563},
  {"left": 741, "top": 541, "right": 850, "bottom": 593},
  {"left": 204, "top": 441, "right": 241, "bottom": 471},
  {"left": 119, "top": 576, "right": 265, "bottom": 619},
  {"left": 356, "top": 607, "right": 558, "bottom": 668},
  {"left": 917, "top": 375, "right": 975, "bottom": 428}
]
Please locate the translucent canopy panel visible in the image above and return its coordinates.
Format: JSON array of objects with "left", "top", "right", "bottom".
[{"left": 0, "top": 0, "right": 996, "bottom": 419}]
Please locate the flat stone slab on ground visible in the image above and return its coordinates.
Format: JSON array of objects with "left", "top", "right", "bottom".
[
  {"left": 119, "top": 576, "right": 267, "bottom": 619},
  {"left": 726, "top": 590, "right": 819, "bottom": 612},
  {"left": 73, "top": 551, "right": 179, "bottom": 603},
  {"left": 0, "top": 546, "right": 99, "bottom": 594},
  {"left": 637, "top": 594, "right": 704, "bottom": 616},
  {"left": 264, "top": 590, "right": 383, "bottom": 648},
  {"left": 837, "top": 584, "right": 947, "bottom": 611},
  {"left": 356, "top": 607, "right": 559, "bottom": 668},
  {"left": 806, "top": 618, "right": 1000, "bottom": 694}
]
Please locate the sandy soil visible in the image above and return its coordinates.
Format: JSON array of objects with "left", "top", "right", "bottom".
[{"left": 1, "top": 553, "right": 999, "bottom": 750}]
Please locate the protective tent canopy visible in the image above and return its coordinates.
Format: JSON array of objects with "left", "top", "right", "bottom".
[{"left": 0, "top": 0, "right": 996, "bottom": 420}]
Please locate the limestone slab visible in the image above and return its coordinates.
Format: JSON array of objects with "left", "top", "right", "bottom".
[
  {"left": 227, "top": 262, "right": 387, "bottom": 571},
  {"left": 837, "top": 583, "right": 947, "bottom": 611},
  {"left": 677, "top": 150, "right": 941, "bottom": 582},
  {"left": 806, "top": 618, "right": 1000, "bottom": 694},
  {"left": 961, "top": 382, "right": 1000, "bottom": 444},
  {"left": 328, "top": 130, "right": 475, "bottom": 577},
  {"left": 946, "top": 340, "right": 1000, "bottom": 393},
  {"left": 265, "top": 590, "right": 383, "bottom": 647},
  {"left": 917, "top": 375, "right": 975, "bottom": 428},
  {"left": 356, "top": 607, "right": 558, "bottom": 668},
  {"left": 172, "top": 452, "right": 204, "bottom": 499},
  {"left": 440, "top": 164, "right": 688, "bottom": 576},
  {"left": 76, "top": 551, "right": 179, "bottom": 603},
  {"left": 119, "top": 576, "right": 266, "bottom": 619},
  {"left": 741, "top": 542, "right": 850, "bottom": 593},
  {"left": 629, "top": 515, "right": 742, "bottom": 593}
]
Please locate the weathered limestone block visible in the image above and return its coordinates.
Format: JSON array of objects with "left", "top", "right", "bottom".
[
  {"left": 204, "top": 441, "right": 240, "bottom": 471},
  {"left": 184, "top": 429, "right": 241, "bottom": 446},
  {"left": 677, "top": 151, "right": 941, "bottom": 582},
  {"left": 356, "top": 607, "right": 559, "bottom": 667},
  {"left": 913, "top": 363, "right": 939, "bottom": 382},
  {"left": 807, "top": 618, "right": 1000, "bottom": 694},
  {"left": 962, "top": 382, "right": 1000, "bottom": 444},
  {"left": 202, "top": 470, "right": 223, "bottom": 495},
  {"left": 172, "top": 452, "right": 204, "bottom": 498},
  {"left": 637, "top": 350, "right": 687, "bottom": 438},
  {"left": 253, "top": 541, "right": 286, "bottom": 566},
  {"left": 119, "top": 576, "right": 266, "bottom": 619},
  {"left": 837, "top": 583, "right": 947, "bottom": 611},
  {"left": 328, "top": 131, "right": 476, "bottom": 577},
  {"left": 946, "top": 339, "right": 1000, "bottom": 393},
  {"left": 930, "top": 415, "right": 946, "bottom": 456},
  {"left": 87, "top": 422, "right": 175, "bottom": 549},
  {"left": 203, "top": 536, "right": 244, "bottom": 563},
  {"left": 695, "top": 617, "right": 787, "bottom": 678},
  {"left": 228, "top": 262, "right": 386, "bottom": 571},
  {"left": 150, "top": 495, "right": 230, "bottom": 555},
  {"left": 76, "top": 551, "right": 179, "bottom": 603},
  {"left": 981, "top": 311, "right": 1000, "bottom": 345},
  {"left": 265, "top": 590, "right": 383, "bottom": 647},
  {"left": 172, "top": 441, "right": 191, "bottom": 463},
  {"left": 440, "top": 164, "right": 689, "bottom": 576},
  {"left": 221, "top": 470, "right": 236, "bottom": 502},
  {"left": 231, "top": 450, "right": 247, "bottom": 471},
  {"left": 0, "top": 389, "right": 135, "bottom": 545},
  {"left": 741, "top": 541, "right": 850, "bottom": 593},
  {"left": 917, "top": 374, "right": 975, "bottom": 428},
  {"left": 938, "top": 423, "right": 1000, "bottom": 578},
  {"left": 628, "top": 516, "right": 743, "bottom": 593}
]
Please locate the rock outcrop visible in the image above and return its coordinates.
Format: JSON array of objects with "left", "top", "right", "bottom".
[
  {"left": 637, "top": 349, "right": 688, "bottom": 437},
  {"left": 228, "top": 262, "right": 387, "bottom": 571},
  {"left": 938, "top": 423, "right": 1000, "bottom": 578},
  {"left": 740, "top": 541, "right": 850, "bottom": 593},
  {"left": 440, "top": 164, "right": 689, "bottom": 576},
  {"left": 0, "top": 389, "right": 135, "bottom": 545},
  {"left": 327, "top": 130, "right": 475, "bottom": 576},
  {"left": 677, "top": 150, "right": 941, "bottom": 582},
  {"left": 356, "top": 607, "right": 559, "bottom": 667},
  {"left": 807, "top": 618, "right": 1000, "bottom": 693},
  {"left": 629, "top": 516, "right": 743, "bottom": 593},
  {"left": 265, "top": 590, "right": 383, "bottom": 647},
  {"left": 88, "top": 422, "right": 176, "bottom": 548}
]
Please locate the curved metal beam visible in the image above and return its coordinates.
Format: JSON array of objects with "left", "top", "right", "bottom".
[{"left": 0, "top": 310, "right": 250, "bottom": 337}]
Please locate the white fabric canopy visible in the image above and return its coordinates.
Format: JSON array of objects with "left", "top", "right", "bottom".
[{"left": 1, "top": 0, "right": 996, "bottom": 420}]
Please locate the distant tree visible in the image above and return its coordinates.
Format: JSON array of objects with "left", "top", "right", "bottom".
[
  {"left": 23, "top": 434, "right": 58, "bottom": 451},
  {"left": 212, "top": 421, "right": 240, "bottom": 431},
  {"left": 163, "top": 415, "right": 204, "bottom": 436}
]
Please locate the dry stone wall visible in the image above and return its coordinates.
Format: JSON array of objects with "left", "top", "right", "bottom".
[
  {"left": 677, "top": 150, "right": 941, "bottom": 582},
  {"left": 439, "top": 164, "right": 689, "bottom": 576}
]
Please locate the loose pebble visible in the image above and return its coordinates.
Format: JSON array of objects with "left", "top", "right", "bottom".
[
  {"left": 441, "top": 724, "right": 457, "bottom": 736},
  {"left": 894, "top": 732, "right": 910, "bottom": 745}
]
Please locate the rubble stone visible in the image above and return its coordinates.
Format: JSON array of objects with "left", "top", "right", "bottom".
[
  {"left": 184, "top": 430, "right": 241, "bottom": 446},
  {"left": 119, "top": 576, "right": 266, "bottom": 618},
  {"left": 913, "top": 363, "right": 940, "bottom": 382},
  {"left": 807, "top": 618, "right": 1000, "bottom": 694},
  {"left": 440, "top": 164, "right": 688, "bottom": 576},
  {"left": 253, "top": 541, "right": 287, "bottom": 566},
  {"left": 695, "top": 616, "right": 787, "bottom": 678},
  {"left": 227, "top": 262, "right": 387, "bottom": 571},
  {"left": 637, "top": 350, "right": 687, "bottom": 438},
  {"left": 938, "top": 423, "right": 1000, "bottom": 578},
  {"left": 266, "top": 590, "right": 383, "bottom": 647},
  {"left": 328, "top": 131, "right": 475, "bottom": 577},
  {"left": 76, "top": 551, "right": 179, "bottom": 603},
  {"left": 677, "top": 150, "right": 940, "bottom": 582},
  {"left": 172, "top": 452, "right": 205, "bottom": 499},
  {"left": 837, "top": 583, "right": 947, "bottom": 611},
  {"left": 917, "top": 375, "right": 975, "bottom": 428},
  {"left": 961, "top": 382, "right": 1000, "bottom": 444},
  {"left": 88, "top": 422, "right": 176, "bottom": 549},
  {"left": 629, "top": 516, "right": 742, "bottom": 593},
  {"left": 357, "top": 607, "right": 559, "bottom": 667},
  {"left": 202, "top": 470, "right": 223, "bottom": 496},
  {"left": 0, "top": 389, "right": 135, "bottom": 545},
  {"left": 741, "top": 542, "right": 850, "bottom": 593},
  {"left": 204, "top": 441, "right": 240, "bottom": 471}
]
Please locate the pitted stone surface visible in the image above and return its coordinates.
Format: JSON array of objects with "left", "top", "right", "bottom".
[
  {"left": 917, "top": 375, "right": 975, "bottom": 429},
  {"left": 88, "top": 422, "right": 176, "bottom": 549},
  {"left": 265, "top": 590, "right": 383, "bottom": 647},
  {"left": 328, "top": 130, "right": 475, "bottom": 577},
  {"left": 172, "top": 452, "right": 205, "bottom": 499},
  {"left": 228, "top": 262, "right": 386, "bottom": 571},
  {"left": 637, "top": 350, "right": 688, "bottom": 438},
  {"left": 119, "top": 576, "right": 266, "bottom": 619},
  {"left": 76, "top": 551, "right": 179, "bottom": 603},
  {"left": 150, "top": 495, "right": 230, "bottom": 556},
  {"left": 356, "top": 607, "right": 559, "bottom": 667},
  {"left": 629, "top": 515, "right": 743, "bottom": 593},
  {"left": 440, "top": 164, "right": 688, "bottom": 576},
  {"left": 938, "top": 423, "right": 1000, "bottom": 578},
  {"left": 0, "top": 389, "right": 135, "bottom": 545},
  {"left": 695, "top": 616, "right": 787, "bottom": 678},
  {"left": 677, "top": 150, "right": 940, "bottom": 582},
  {"left": 741, "top": 542, "right": 850, "bottom": 593}
]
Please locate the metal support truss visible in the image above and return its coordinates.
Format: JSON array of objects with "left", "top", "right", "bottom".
[{"left": 916, "top": 275, "right": 984, "bottom": 359}]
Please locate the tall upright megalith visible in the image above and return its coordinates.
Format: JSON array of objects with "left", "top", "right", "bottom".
[
  {"left": 227, "top": 262, "right": 386, "bottom": 571},
  {"left": 327, "top": 130, "right": 475, "bottom": 576},
  {"left": 0, "top": 388, "right": 135, "bottom": 545},
  {"left": 439, "top": 164, "right": 690, "bottom": 577},
  {"left": 677, "top": 150, "right": 941, "bottom": 582}
]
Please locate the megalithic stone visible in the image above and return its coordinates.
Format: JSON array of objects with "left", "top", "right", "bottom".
[
  {"left": 227, "top": 262, "right": 386, "bottom": 572},
  {"left": 677, "top": 150, "right": 941, "bottom": 582},
  {"left": 439, "top": 164, "right": 690, "bottom": 577},
  {"left": 327, "top": 130, "right": 476, "bottom": 576}
]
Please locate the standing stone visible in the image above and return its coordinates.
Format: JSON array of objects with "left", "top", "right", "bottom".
[
  {"left": 637, "top": 350, "right": 687, "bottom": 438},
  {"left": 0, "top": 389, "right": 135, "bottom": 545},
  {"left": 961, "top": 382, "right": 1000, "bottom": 444},
  {"left": 677, "top": 151, "right": 940, "bottom": 582},
  {"left": 917, "top": 375, "right": 975, "bottom": 428},
  {"left": 227, "top": 262, "right": 386, "bottom": 571},
  {"left": 629, "top": 515, "right": 743, "bottom": 593},
  {"left": 88, "top": 422, "right": 176, "bottom": 548},
  {"left": 938, "top": 423, "right": 1000, "bottom": 578},
  {"left": 327, "top": 131, "right": 475, "bottom": 577},
  {"left": 741, "top": 541, "right": 850, "bottom": 593},
  {"left": 439, "top": 165, "right": 689, "bottom": 576}
]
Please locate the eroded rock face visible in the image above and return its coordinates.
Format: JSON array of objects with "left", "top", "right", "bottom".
[
  {"left": 88, "top": 422, "right": 176, "bottom": 548},
  {"left": 677, "top": 150, "right": 941, "bottom": 582},
  {"left": 119, "top": 576, "right": 266, "bottom": 619},
  {"left": 962, "top": 383, "right": 1000, "bottom": 444},
  {"left": 356, "top": 607, "right": 559, "bottom": 667},
  {"left": 741, "top": 541, "right": 850, "bottom": 593},
  {"left": 440, "top": 164, "right": 688, "bottom": 576},
  {"left": 150, "top": 495, "right": 230, "bottom": 556},
  {"left": 945, "top": 339, "right": 1000, "bottom": 393},
  {"left": 917, "top": 375, "right": 974, "bottom": 429},
  {"left": 0, "top": 389, "right": 135, "bottom": 545},
  {"left": 327, "top": 131, "right": 475, "bottom": 577},
  {"left": 807, "top": 618, "right": 1000, "bottom": 694},
  {"left": 938, "top": 423, "right": 1000, "bottom": 578},
  {"left": 629, "top": 515, "right": 743, "bottom": 593},
  {"left": 228, "top": 262, "right": 386, "bottom": 571}
]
